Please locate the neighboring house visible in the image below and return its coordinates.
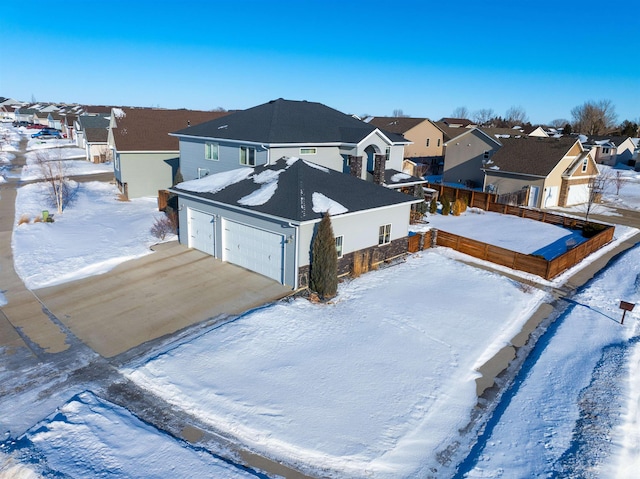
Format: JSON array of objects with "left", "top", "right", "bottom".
[
  {"left": 0, "top": 97, "right": 22, "bottom": 121},
  {"left": 521, "top": 125, "right": 549, "bottom": 138},
  {"left": 367, "top": 116, "right": 445, "bottom": 177},
  {"left": 76, "top": 114, "right": 111, "bottom": 154},
  {"left": 60, "top": 113, "right": 78, "bottom": 140},
  {"left": 13, "top": 107, "right": 38, "bottom": 124},
  {"left": 171, "top": 99, "right": 411, "bottom": 186},
  {"left": 481, "top": 126, "right": 547, "bottom": 139},
  {"left": 109, "top": 107, "right": 229, "bottom": 199},
  {"left": 439, "top": 117, "right": 475, "bottom": 128},
  {"left": 47, "top": 112, "right": 63, "bottom": 130},
  {"left": 483, "top": 137, "right": 599, "bottom": 208},
  {"left": 170, "top": 157, "right": 420, "bottom": 289},
  {"left": 583, "top": 136, "right": 636, "bottom": 166},
  {"left": 440, "top": 126, "right": 502, "bottom": 188},
  {"left": 84, "top": 127, "right": 110, "bottom": 163}
]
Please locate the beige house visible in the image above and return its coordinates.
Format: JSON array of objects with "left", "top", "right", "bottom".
[
  {"left": 368, "top": 117, "right": 446, "bottom": 177},
  {"left": 483, "top": 137, "right": 599, "bottom": 208}
]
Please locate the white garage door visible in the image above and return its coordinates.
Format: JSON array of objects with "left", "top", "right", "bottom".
[
  {"left": 223, "top": 219, "right": 284, "bottom": 283},
  {"left": 188, "top": 208, "right": 215, "bottom": 256},
  {"left": 566, "top": 184, "right": 590, "bottom": 206}
]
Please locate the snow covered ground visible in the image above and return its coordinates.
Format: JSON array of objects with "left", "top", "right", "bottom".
[
  {"left": 2, "top": 121, "right": 640, "bottom": 478},
  {"left": 460, "top": 244, "right": 640, "bottom": 479},
  {"left": 424, "top": 208, "right": 587, "bottom": 259},
  {"left": 0, "top": 391, "right": 258, "bottom": 479}
]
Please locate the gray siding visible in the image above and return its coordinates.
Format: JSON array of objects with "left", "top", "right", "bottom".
[
  {"left": 176, "top": 196, "right": 298, "bottom": 287},
  {"left": 179, "top": 138, "right": 268, "bottom": 181},
  {"left": 298, "top": 204, "right": 412, "bottom": 267},
  {"left": 270, "top": 146, "right": 345, "bottom": 172},
  {"left": 484, "top": 171, "right": 545, "bottom": 202},
  {"left": 443, "top": 131, "right": 500, "bottom": 188},
  {"left": 118, "top": 152, "right": 179, "bottom": 198}
]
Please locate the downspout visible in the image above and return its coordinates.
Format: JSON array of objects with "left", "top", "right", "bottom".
[
  {"left": 261, "top": 144, "right": 270, "bottom": 165},
  {"left": 288, "top": 222, "right": 300, "bottom": 289}
]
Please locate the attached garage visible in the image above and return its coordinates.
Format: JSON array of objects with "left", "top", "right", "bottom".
[
  {"left": 188, "top": 208, "right": 215, "bottom": 256},
  {"left": 565, "top": 183, "right": 590, "bottom": 206},
  {"left": 222, "top": 219, "right": 284, "bottom": 283}
]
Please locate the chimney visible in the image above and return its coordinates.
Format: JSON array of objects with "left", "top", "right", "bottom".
[
  {"left": 373, "top": 154, "right": 385, "bottom": 185},
  {"left": 349, "top": 156, "right": 362, "bottom": 178}
]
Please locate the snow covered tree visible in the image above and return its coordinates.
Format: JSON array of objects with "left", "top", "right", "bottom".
[{"left": 309, "top": 213, "right": 338, "bottom": 300}]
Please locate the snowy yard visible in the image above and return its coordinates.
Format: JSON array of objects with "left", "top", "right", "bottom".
[
  {"left": 423, "top": 208, "right": 588, "bottom": 260},
  {"left": 2, "top": 121, "right": 640, "bottom": 478},
  {"left": 124, "top": 251, "right": 544, "bottom": 477}
]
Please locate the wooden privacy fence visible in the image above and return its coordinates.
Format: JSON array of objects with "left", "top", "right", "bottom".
[
  {"left": 417, "top": 183, "right": 616, "bottom": 279},
  {"left": 435, "top": 225, "right": 614, "bottom": 280}
]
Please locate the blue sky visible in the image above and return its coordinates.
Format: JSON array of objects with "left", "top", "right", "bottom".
[{"left": 1, "top": 0, "right": 638, "bottom": 125}]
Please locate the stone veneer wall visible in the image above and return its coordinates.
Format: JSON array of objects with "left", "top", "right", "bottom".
[{"left": 297, "top": 236, "right": 411, "bottom": 289}]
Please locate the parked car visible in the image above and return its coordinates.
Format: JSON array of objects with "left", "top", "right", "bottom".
[
  {"left": 31, "top": 129, "right": 62, "bottom": 139},
  {"left": 27, "top": 123, "right": 47, "bottom": 129}
]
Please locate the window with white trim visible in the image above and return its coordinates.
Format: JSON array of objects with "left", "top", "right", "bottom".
[
  {"left": 335, "top": 235, "right": 344, "bottom": 258},
  {"left": 385, "top": 147, "right": 391, "bottom": 161},
  {"left": 240, "top": 146, "right": 256, "bottom": 166},
  {"left": 378, "top": 224, "right": 391, "bottom": 245},
  {"left": 300, "top": 148, "right": 317, "bottom": 155},
  {"left": 205, "top": 142, "right": 219, "bottom": 161}
]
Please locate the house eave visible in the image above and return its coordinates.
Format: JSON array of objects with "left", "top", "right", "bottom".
[
  {"left": 170, "top": 188, "right": 419, "bottom": 226},
  {"left": 482, "top": 169, "right": 547, "bottom": 179}
]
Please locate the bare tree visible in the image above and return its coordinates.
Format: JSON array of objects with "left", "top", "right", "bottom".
[
  {"left": 504, "top": 106, "right": 529, "bottom": 127},
  {"left": 570, "top": 100, "right": 618, "bottom": 135},
  {"left": 582, "top": 168, "right": 611, "bottom": 223},
  {"left": 35, "top": 150, "right": 71, "bottom": 214},
  {"left": 613, "top": 170, "right": 626, "bottom": 196},
  {"left": 473, "top": 108, "right": 495, "bottom": 126},
  {"left": 549, "top": 118, "right": 570, "bottom": 128},
  {"left": 451, "top": 106, "right": 469, "bottom": 119},
  {"left": 392, "top": 108, "right": 408, "bottom": 118}
]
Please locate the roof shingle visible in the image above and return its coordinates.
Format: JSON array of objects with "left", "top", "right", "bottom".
[{"left": 173, "top": 157, "right": 417, "bottom": 222}]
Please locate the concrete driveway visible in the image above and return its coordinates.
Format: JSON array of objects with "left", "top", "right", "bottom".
[{"left": 33, "top": 241, "right": 292, "bottom": 358}]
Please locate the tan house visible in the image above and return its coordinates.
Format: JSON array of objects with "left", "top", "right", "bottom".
[
  {"left": 483, "top": 137, "right": 599, "bottom": 208},
  {"left": 367, "top": 116, "right": 445, "bottom": 177}
]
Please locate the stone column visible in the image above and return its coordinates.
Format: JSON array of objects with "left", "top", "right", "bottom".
[
  {"left": 373, "top": 154, "right": 385, "bottom": 185},
  {"left": 349, "top": 156, "right": 362, "bottom": 178}
]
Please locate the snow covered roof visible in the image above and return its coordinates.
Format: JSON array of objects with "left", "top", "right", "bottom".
[
  {"left": 172, "top": 157, "right": 419, "bottom": 222},
  {"left": 171, "top": 98, "right": 408, "bottom": 145},
  {"left": 383, "top": 169, "right": 427, "bottom": 188}
]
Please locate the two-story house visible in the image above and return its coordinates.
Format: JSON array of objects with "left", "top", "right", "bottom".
[{"left": 168, "top": 99, "right": 422, "bottom": 289}]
